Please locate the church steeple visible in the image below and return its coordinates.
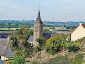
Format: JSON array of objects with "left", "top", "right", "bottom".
[
  {"left": 36, "top": 10, "right": 43, "bottom": 24},
  {"left": 34, "top": 10, "right": 43, "bottom": 46}
]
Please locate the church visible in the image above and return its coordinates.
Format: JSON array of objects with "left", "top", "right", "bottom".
[{"left": 28, "top": 11, "right": 56, "bottom": 46}]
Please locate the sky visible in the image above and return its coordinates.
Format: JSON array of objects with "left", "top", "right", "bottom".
[{"left": 0, "top": 0, "right": 85, "bottom": 22}]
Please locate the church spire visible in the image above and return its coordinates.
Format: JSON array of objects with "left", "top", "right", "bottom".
[{"left": 36, "top": 10, "right": 43, "bottom": 24}]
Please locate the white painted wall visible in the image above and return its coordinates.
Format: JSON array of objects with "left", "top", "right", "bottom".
[
  {"left": 1, "top": 56, "right": 8, "bottom": 60},
  {"left": 71, "top": 23, "right": 85, "bottom": 41}
]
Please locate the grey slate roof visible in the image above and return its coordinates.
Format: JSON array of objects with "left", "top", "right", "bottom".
[
  {"left": 0, "top": 39, "right": 15, "bottom": 57},
  {"left": 0, "top": 39, "right": 8, "bottom": 56},
  {"left": 28, "top": 36, "right": 33, "bottom": 42},
  {"left": 0, "top": 33, "right": 11, "bottom": 38},
  {"left": 5, "top": 47, "right": 15, "bottom": 57},
  {"left": 43, "top": 33, "right": 56, "bottom": 39},
  {"left": 0, "top": 59, "right": 4, "bottom": 64},
  {"left": 28, "top": 33, "right": 57, "bottom": 42}
]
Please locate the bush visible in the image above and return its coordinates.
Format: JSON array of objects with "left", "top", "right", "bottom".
[
  {"left": 68, "top": 45, "right": 78, "bottom": 52},
  {"left": 33, "top": 49, "right": 38, "bottom": 53},
  {"left": 16, "top": 50, "right": 29, "bottom": 57},
  {"left": 66, "top": 43, "right": 82, "bottom": 52},
  {"left": 36, "top": 53, "right": 42, "bottom": 59},
  {"left": 31, "top": 61, "right": 38, "bottom": 64},
  {"left": 46, "top": 37, "right": 62, "bottom": 50},
  {"left": 36, "top": 37, "right": 46, "bottom": 46},
  {"left": 29, "top": 52, "right": 34, "bottom": 58},
  {"left": 37, "top": 47, "right": 41, "bottom": 51},
  {"left": 48, "top": 50, "right": 56, "bottom": 55},
  {"left": 28, "top": 30, "right": 33, "bottom": 35},
  {"left": 12, "top": 57, "right": 25, "bottom": 64},
  {"left": 26, "top": 60, "right": 30, "bottom": 62}
]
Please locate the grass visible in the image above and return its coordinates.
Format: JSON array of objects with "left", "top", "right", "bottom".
[
  {"left": 0, "top": 28, "right": 34, "bottom": 33},
  {"left": 0, "top": 27, "right": 72, "bottom": 34},
  {"left": 0, "top": 28, "right": 19, "bottom": 33},
  {"left": 0, "top": 31, "right": 12, "bottom": 33},
  {"left": 56, "top": 31, "right": 72, "bottom": 35}
]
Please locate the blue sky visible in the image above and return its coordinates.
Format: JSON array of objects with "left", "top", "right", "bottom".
[{"left": 0, "top": 0, "right": 85, "bottom": 21}]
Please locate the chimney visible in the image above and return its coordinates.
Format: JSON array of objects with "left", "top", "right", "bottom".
[{"left": 80, "top": 23, "right": 82, "bottom": 26}]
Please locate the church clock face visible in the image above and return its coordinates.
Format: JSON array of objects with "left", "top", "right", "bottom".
[{"left": 35, "top": 26, "right": 38, "bottom": 32}]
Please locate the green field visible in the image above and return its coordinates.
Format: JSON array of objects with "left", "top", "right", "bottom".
[
  {"left": 0, "top": 28, "right": 19, "bottom": 30},
  {"left": 0, "top": 28, "right": 19, "bottom": 33}
]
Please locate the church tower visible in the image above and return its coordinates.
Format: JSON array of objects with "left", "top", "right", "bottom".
[{"left": 33, "top": 10, "right": 43, "bottom": 46}]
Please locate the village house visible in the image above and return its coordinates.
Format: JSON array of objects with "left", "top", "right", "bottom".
[
  {"left": 0, "top": 33, "right": 15, "bottom": 60},
  {"left": 71, "top": 23, "right": 85, "bottom": 41}
]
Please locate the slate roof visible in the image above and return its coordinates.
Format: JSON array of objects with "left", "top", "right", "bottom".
[
  {"left": 43, "top": 33, "right": 56, "bottom": 39},
  {"left": 28, "top": 36, "right": 33, "bottom": 42},
  {"left": 0, "top": 33, "right": 11, "bottom": 38},
  {"left": 28, "top": 33, "right": 57, "bottom": 42},
  {"left": 5, "top": 47, "right": 15, "bottom": 57},
  {"left": 0, "top": 39, "right": 15, "bottom": 57},
  {"left": 0, "top": 39, "right": 8, "bottom": 56}
]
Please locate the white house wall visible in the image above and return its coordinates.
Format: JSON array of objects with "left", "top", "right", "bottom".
[
  {"left": 1, "top": 56, "right": 8, "bottom": 60},
  {"left": 71, "top": 25, "right": 85, "bottom": 41}
]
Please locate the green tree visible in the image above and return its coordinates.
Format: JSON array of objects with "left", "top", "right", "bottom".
[
  {"left": 28, "top": 30, "right": 33, "bottom": 35},
  {"left": 46, "top": 37, "right": 63, "bottom": 52},
  {"left": 12, "top": 57, "right": 25, "bottom": 64},
  {"left": 19, "top": 38, "right": 26, "bottom": 49},
  {"left": 36, "top": 37, "right": 46, "bottom": 46},
  {"left": 16, "top": 25, "right": 29, "bottom": 35},
  {"left": 64, "top": 25, "right": 66, "bottom": 27},
  {"left": 9, "top": 25, "right": 31, "bottom": 57},
  {"left": 10, "top": 36, "right": 18, "bottom": 46}
]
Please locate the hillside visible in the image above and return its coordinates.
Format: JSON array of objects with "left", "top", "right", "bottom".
[{"left": 0, "top": 20, "right": 85, "bottom": 27}]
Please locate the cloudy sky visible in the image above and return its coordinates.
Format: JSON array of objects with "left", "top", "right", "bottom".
[{"left": 0, "top": 0, "right": 85, "bottom": 22}]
